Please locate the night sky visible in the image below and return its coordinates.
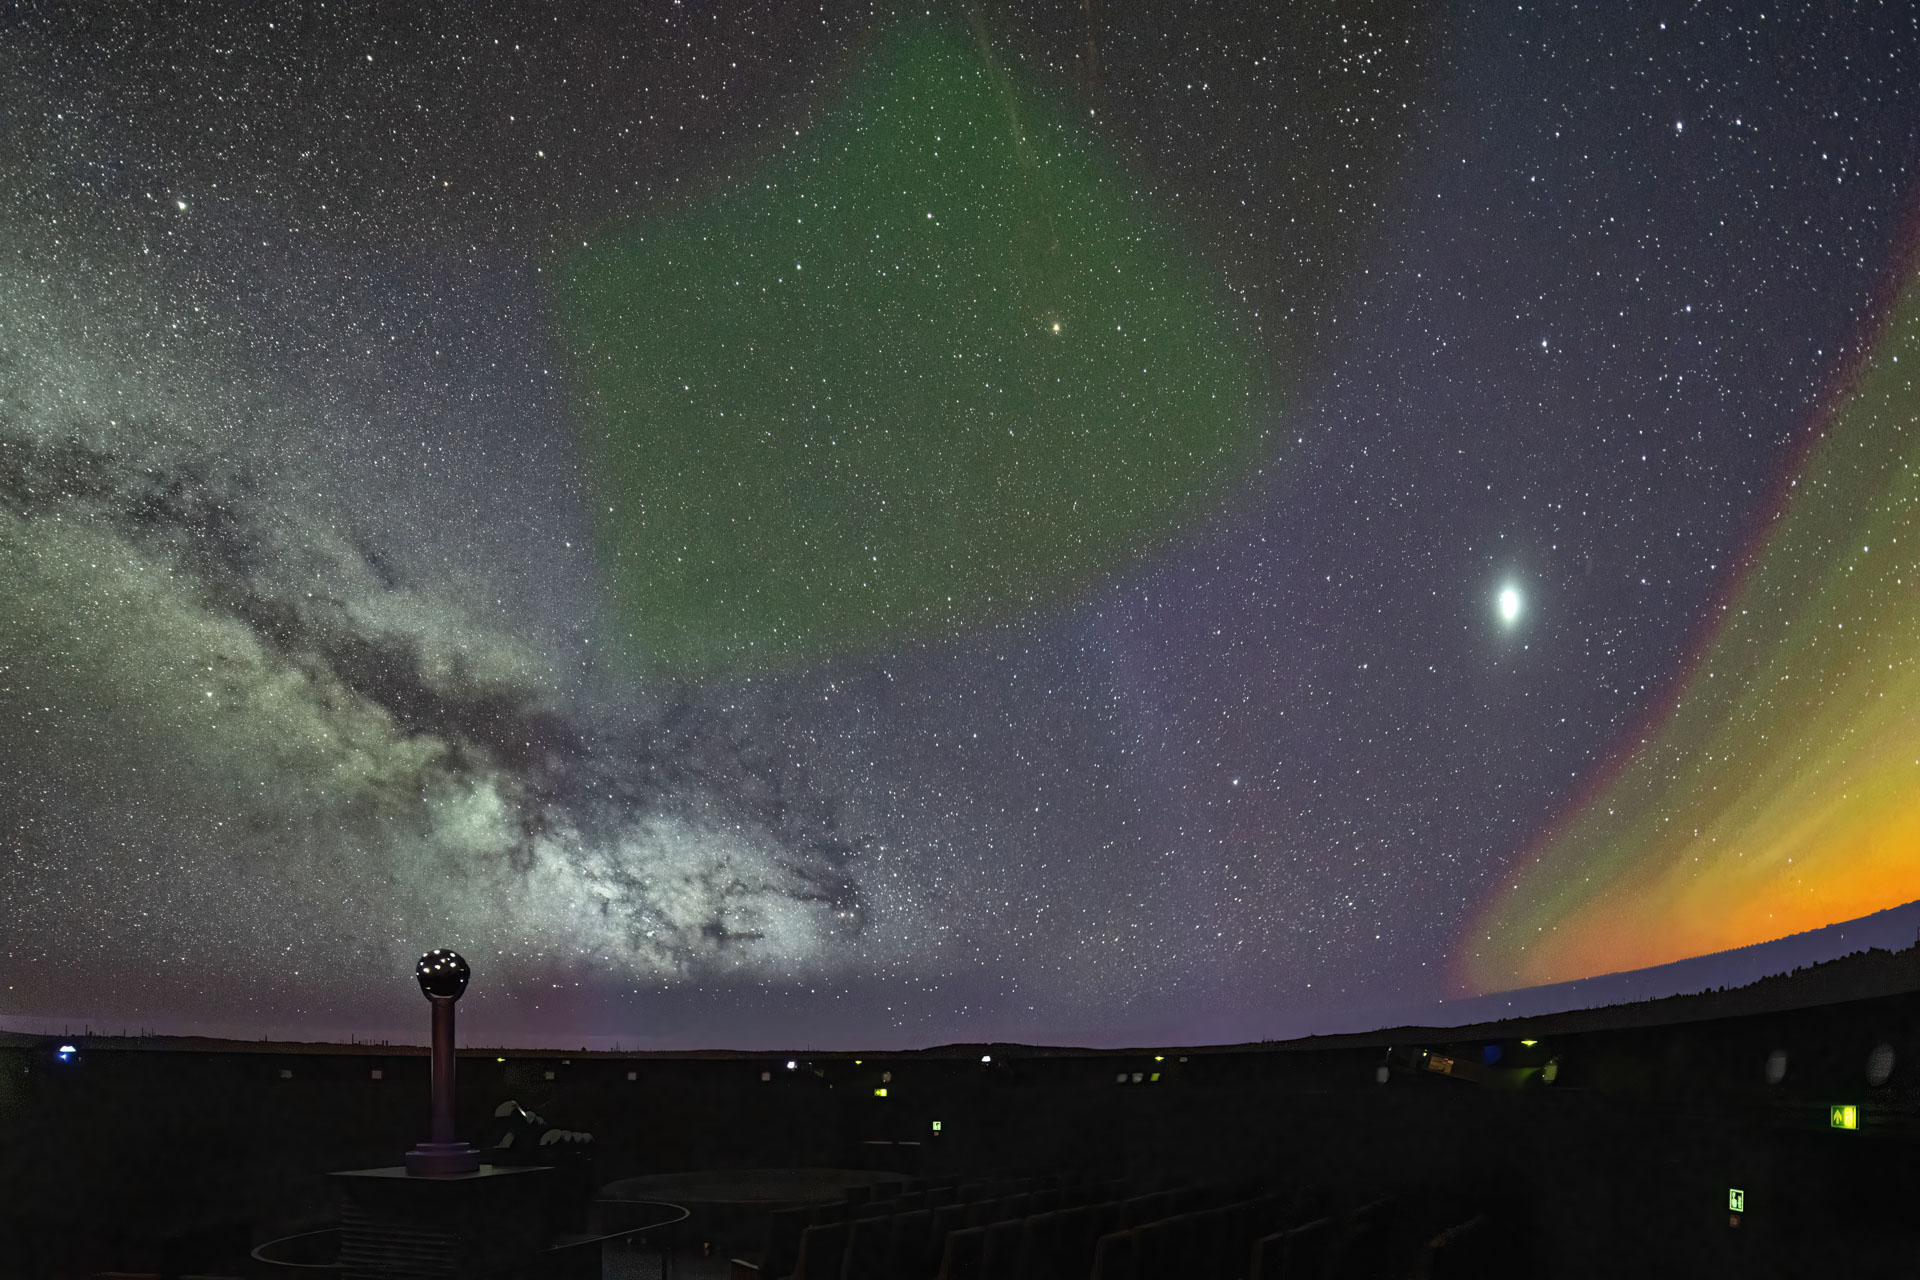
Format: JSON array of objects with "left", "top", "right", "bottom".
[{"left": 3, "top": 2, "right": 1918, "bottom": 1050}]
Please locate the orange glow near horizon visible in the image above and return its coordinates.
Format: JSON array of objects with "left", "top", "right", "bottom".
[{"left": 1462, "top": 256, "right": 1920, "bottom": 993}]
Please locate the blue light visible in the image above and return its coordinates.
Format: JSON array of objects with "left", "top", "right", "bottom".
[{"left": 55, "top": 1045, "right": 77, "bottom": 1062}]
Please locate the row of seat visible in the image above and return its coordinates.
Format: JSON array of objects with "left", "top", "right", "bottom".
[
  {"left": 1248, "top": 1197, "right": 1495, "bottom": 1280},
  {"left": 824, "top": 1185, "right": 1492, "bottom": 1280},
  {"left": 957, "top": 1189, "right": 1297, "bottom": 1280},
  {"left": 741, "top": 1177, "right": 1500, "bottom": 1280},
  {"left": 1087, "top": 1192, "right": 1309, "bottom": 1280},
  {"left": 734, "top": 1176, "right": 1128, "bottom": 1280},
  {"left": 934, "top": 1186, "right": 1225, "bottom": 1280},
  {"left": 739, "top": 1184, "right": 1240, "bottom": 1280}
]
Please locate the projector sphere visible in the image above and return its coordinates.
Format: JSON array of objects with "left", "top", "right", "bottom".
[{"left": 416, "top": 949, "right": 471, "bottom": 1000}]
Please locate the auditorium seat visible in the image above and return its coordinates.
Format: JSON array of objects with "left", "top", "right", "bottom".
[
  {"left": 1089, "top": 1228, "right": 1136, "bottom": 1280},
  {"left": 886, "top": 1208, "right": 933, "bottom": 1280},
  {"left": 1248, "top": 1229, "right": 1281, "bottom": 1280},
  {"left": 1129, "top": 1202, "right": 1256, "bottom": 1280},
  {"left": 1088, "top": 1198, "right": 1128, "bottom": 1244},
  {"left": 966, "top": 1197, "right": 1005, "bottom": 1228},
  {"left": 1328, "top": 1196, "right": 1403, "bottom": 1280},
  {"left": 1016, "top": 1209, "right": 1061, "bottom": 1280},
  {"left": 1410, "top": 1213, "right": 1490, "bottom": 1280},
  {"left": 1198, "top": 1200, "right": 1239, "bottom": 1274},
  {"left": 930, "top": 1202, "right": 971, "bottom": 1268},
  {"left": 1048, "top": 1204, "right": 1095, "bottom": 1279},
  {"left": 785, "top": 1220, "right": 848, "bottom": 1280},
  {"left": 1250, "top": 1216, "right": 1332, "bottom": 1280},
  {"left": 842, "top": 1212, "right": 893, "bottom": 1280},
  {"left": 935, "top": 1225, "right": 987, "bottom": 1280},
  {"left": 1130, "top": 1215, "right": 1177, "bottom": 1279},
  {"left": 1186, "top": 1207, "right": 1232, "bottom": 1279},
  {"left": 981, "top": 1216, "right": 1025, "bottom": 1280},
  {"left": 1241, "top": 1196, "right": 1296, "bottom": 1270},
  {"left": 727, "top": 1203, "right": 809, "bottom": 1280}
]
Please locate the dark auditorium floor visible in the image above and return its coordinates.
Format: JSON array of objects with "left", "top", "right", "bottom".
[{"left": 602, "top": 1242, "right": 730, "bottom": 1279}]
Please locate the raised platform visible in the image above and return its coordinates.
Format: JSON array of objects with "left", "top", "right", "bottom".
[{"left": 333, "top": 1164, "right": 553, "bottom": 1279}]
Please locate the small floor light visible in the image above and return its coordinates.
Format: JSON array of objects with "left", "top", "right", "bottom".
[{"left": 1867, "top": 1043, "right": 1895, "bottom": 1087}]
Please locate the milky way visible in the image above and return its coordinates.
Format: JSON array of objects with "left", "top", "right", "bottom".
[
  {"left": 2, "top": 2, "right": 1918, "bottom": 1048},
  {"left": 0, "top": 390, "right": 879, "bottom": 1013}
]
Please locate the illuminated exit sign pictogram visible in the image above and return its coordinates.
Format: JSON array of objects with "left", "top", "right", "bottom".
[
  {"left": 1830, "top": 1105, "right": 1858, "bottom": 1130},
  {"left": 1728, "top": 1188, "right": 1744, "bottom": 1212}
]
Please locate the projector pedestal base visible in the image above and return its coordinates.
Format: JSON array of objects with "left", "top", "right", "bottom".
[
  {"left": 405, "top": 1141, "right": 482, "bottom": 1177},
  {"left": 332, "top": 1164, "right": 555, "bottom": 1280}
]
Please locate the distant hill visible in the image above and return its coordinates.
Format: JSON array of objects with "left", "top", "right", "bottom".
[{"left": 1301, "top": 898, "right": 1920, "bottom": 1047}]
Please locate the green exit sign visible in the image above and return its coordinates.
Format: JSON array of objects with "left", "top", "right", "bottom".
[
  {"left": 1831, "top": 1105, "right": 1858, "bottom": 1130},
  {"left": 1728, "top": 1188, "right": 1744, "bottom": 1212}
]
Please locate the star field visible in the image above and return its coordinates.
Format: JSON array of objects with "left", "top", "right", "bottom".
[{"left": 1, "top": 1, "right": 1917, "bottom": 1049}]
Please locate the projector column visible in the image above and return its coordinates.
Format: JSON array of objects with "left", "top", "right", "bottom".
[
  {"left": 333, "top": 949, "right": 554, "bottom": 1280},
  {"left": 431, "top": 995, "right": 456, "bottom": 1144},
  {"left": 405, "top": 948, "right": 481, "bottom": 1177}
]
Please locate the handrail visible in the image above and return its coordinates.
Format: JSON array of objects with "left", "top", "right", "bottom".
[
  {"left": 545, "top": 1198, "right": 692, "bottom": 1252},
  {"left": 249, "top": 1226, "right": 346, "bottom": 1270}
]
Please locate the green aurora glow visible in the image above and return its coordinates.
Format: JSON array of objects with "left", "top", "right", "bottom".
[{"left": 556, "top": 18, "right": 1264, "bottom": 677}]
